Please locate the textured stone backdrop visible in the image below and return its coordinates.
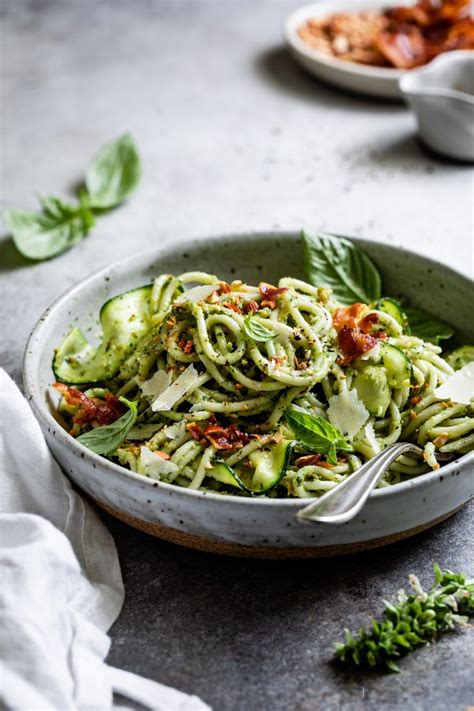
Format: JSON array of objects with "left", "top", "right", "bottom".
[{"left": 1, "top": 2, "right": 472, "bottom": 709}]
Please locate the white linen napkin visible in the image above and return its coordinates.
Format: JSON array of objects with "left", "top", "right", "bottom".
[{"left": 0, "top": 368, "right": 210, "bottom": 711}]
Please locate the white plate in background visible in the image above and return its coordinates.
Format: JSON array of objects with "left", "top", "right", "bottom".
[{"left": 284, "top": 1, "right": 413, "bottom": 99}]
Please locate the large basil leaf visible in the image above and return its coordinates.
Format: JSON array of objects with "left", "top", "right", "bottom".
[
  {"left": 76, "top": 397, "right": 138, "bottom": 455},
  {"left": 404, "top": 307, "right": 454, "bottom": 345},
  {"left": 284, "top": 406, "right": 351, "bottom": 465},
  {"left": 302, "top": 231, "right": 382, "bottom": 305},
  {"left": 86, "top": 134, "right": 141, "bottom": 209},
  {"left": 3, "top": 195, "right": 95, "bottom": 260}
]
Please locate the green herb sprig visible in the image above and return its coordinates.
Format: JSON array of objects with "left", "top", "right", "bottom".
[
  {"left": 302, "top": 231, "right": 455, "bottom": 345},
  {"left": 284, "top": 406, "right": 351, "bottom": 464},
  {"left": 3, "top": 134, "right": 141, "bottom": 261},
  {"left": 243, "top": 315, "right": 275, "bottom": 343},
  {"left": 76, "top": 397, "right": 138, "bottom": 455},
  {"left": 334, "top": 564, "right": 474, "bottom": 673}
]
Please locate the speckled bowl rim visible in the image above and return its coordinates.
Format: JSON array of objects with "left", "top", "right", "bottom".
[{"left": 23, "top": 231, "right": 473, "bottom": 510}]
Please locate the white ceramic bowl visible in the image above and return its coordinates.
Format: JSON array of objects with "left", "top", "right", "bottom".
[
  {"left": 284, "top": 1, "right": 409, "bottom": 99},
  {"left": 399, "top": 51, "right": 474, "bottom": 161},
  {"left": 23, "top": 233, "right": 474, "bottom": 558}
]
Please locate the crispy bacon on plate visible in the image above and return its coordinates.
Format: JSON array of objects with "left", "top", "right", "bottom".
[
  {"left": 376, "top": 26, "right": 427, "bottom": 68},
  {"left": 298, "top": 0, "right": 474, "bottom": 69}
]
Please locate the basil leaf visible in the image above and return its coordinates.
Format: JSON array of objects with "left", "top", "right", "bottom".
[
  {"left": 284, "top": 406, "right": 351, "bottom": 464},
  {"left": 3, "top": 194, "right": 95, "bottom": 260},
  {"left": 243, "top": 316, "right": 275, "bottom": 343},
  {"left": 76, "top": 397, "right": 138, "bottom": 455},
  {"left": 404, "top": 307, "right": 454, "bottom": 345},
  {"left": 86, "top": 133, "right": 141, "bottom": 209},
  {"left": 302, "top": 231, "right": 382, "bottom": 305}
]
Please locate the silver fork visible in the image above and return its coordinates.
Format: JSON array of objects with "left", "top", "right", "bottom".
[{"left": 297, "top": 442, "right": 448, "bottom": 525}]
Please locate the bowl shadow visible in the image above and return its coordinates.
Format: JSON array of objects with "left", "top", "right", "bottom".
[{"left": 254, "top": 46, "right": 405, "bottom": 114}]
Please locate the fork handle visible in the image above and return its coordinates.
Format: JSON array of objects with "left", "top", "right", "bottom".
[{"left": 297, "top": 442, "right": 423, "bottom": 524}]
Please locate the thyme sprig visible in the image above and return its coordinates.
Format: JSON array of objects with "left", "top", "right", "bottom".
[{"left": 334, "top": 564, "right": 474, "bottom": 673}]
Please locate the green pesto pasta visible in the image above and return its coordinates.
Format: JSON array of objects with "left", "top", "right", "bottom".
[{"left": 53, "top": 271, "right": 474, "bottom": 497}]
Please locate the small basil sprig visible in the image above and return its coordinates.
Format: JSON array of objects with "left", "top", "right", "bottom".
[
  {"left": 76, "top": 397, "right": 138, "bottom": 455},
  {"left": 302, "top": 230, "right": 381, "bottom": 305},
  {"left": 3, "top": 134, "right": 141, "bottom": 261},
  {"left": 284, "top": 406, "right": 351, "bottom": 464},
  {"left": 334, "top": 564, "right": 474, "bottom": 673},
  {"left": 243, "top": 316, "right": 275, "bottom": 343},
  {"left": 403, "top": 306, "right": 454, "bottom": 345}
]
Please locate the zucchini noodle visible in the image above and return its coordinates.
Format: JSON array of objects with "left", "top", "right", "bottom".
[{"left": 54, "top": 271, "right": 474, "bottom": 498}]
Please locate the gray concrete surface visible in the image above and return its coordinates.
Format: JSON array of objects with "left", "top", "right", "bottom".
[{"left": 1, "top": 1, "right": 473, "bottom": 709}]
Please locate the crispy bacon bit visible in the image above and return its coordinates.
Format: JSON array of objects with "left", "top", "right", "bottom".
[
  {"left": 296, "top": 453, "right": 323, "bottom": 467},
  {"left": 294, "top": 355, "right": 308, "bottom": 370},
  {"left": 269, "top": 355, "right": 286, "bottom": 366},
  {"left": 186, "top": 422, "right": 206, "bottom": 446},
  {"left": 154, "top": 450, "right": 171, "bottom": 460},
  {"left": 234, "top": 383, "right": 245, "bottom": 391},
  {"left": 205, "top": 424, "right": 250, "bottom": 451},
  {"left": 178, "top": 338, "right": 194, "bottom": 354},
  {"left": 333, "top": 304, "right": 386, "bottom": 364},
  {"left": 243, "top": 300, "right": 260, "bottom": 315},
  {"left": 433, "top": 432, "right": 450, "bottom": 447},
  {"left": 186, "top": 421, "right": 250, "bottom": 451},
  {"left": 358, "top": 312, "right": 380, "bottom": 334},
  {"left": 337, "top": 325, "right": 379, "bottom": 365},
  {"left": 333, "top": 303, "right": 367, "bottom": 331},
  {"left": 53, "top": 383, "right": 124, "bottom": 427},
  {"left": 411, "top": 395, "right": 423, "bottom": 406},
  {"left": 218, "top": 281, "right": 232, "bottom": 294},
  {"left": 295, "top": 454, "right": 335, "bottom": 469},
  {"left": 222, "top": 302, "right": 242, "bottom": 314},
  {"left": 259, "top": 282, "right": 288, "bottom": 309}
]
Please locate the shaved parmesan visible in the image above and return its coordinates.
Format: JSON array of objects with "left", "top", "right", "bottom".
[
  {"left": 164, "top": 421, "right": 187, "bottom": 440},
  {"left": 140, "top": 446, "right": 179, "bottom": 480},
  {"left": 434, "top": 362, "right": 474, "bottom": 405},
  {"left": 175, "top": 284, "right": 219, "bottom": 304},
  {"left": 151, "top": 364, "right": 201, "bottom": 411},
  {"left": 364, "top": 421, "right": 380, "bottom": 453},
  {"left": 327, "top": 388, "right": 369, "bottom": 439},
  {"left": 139, "top": 370, "right": 172, "bottom": 401}
]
